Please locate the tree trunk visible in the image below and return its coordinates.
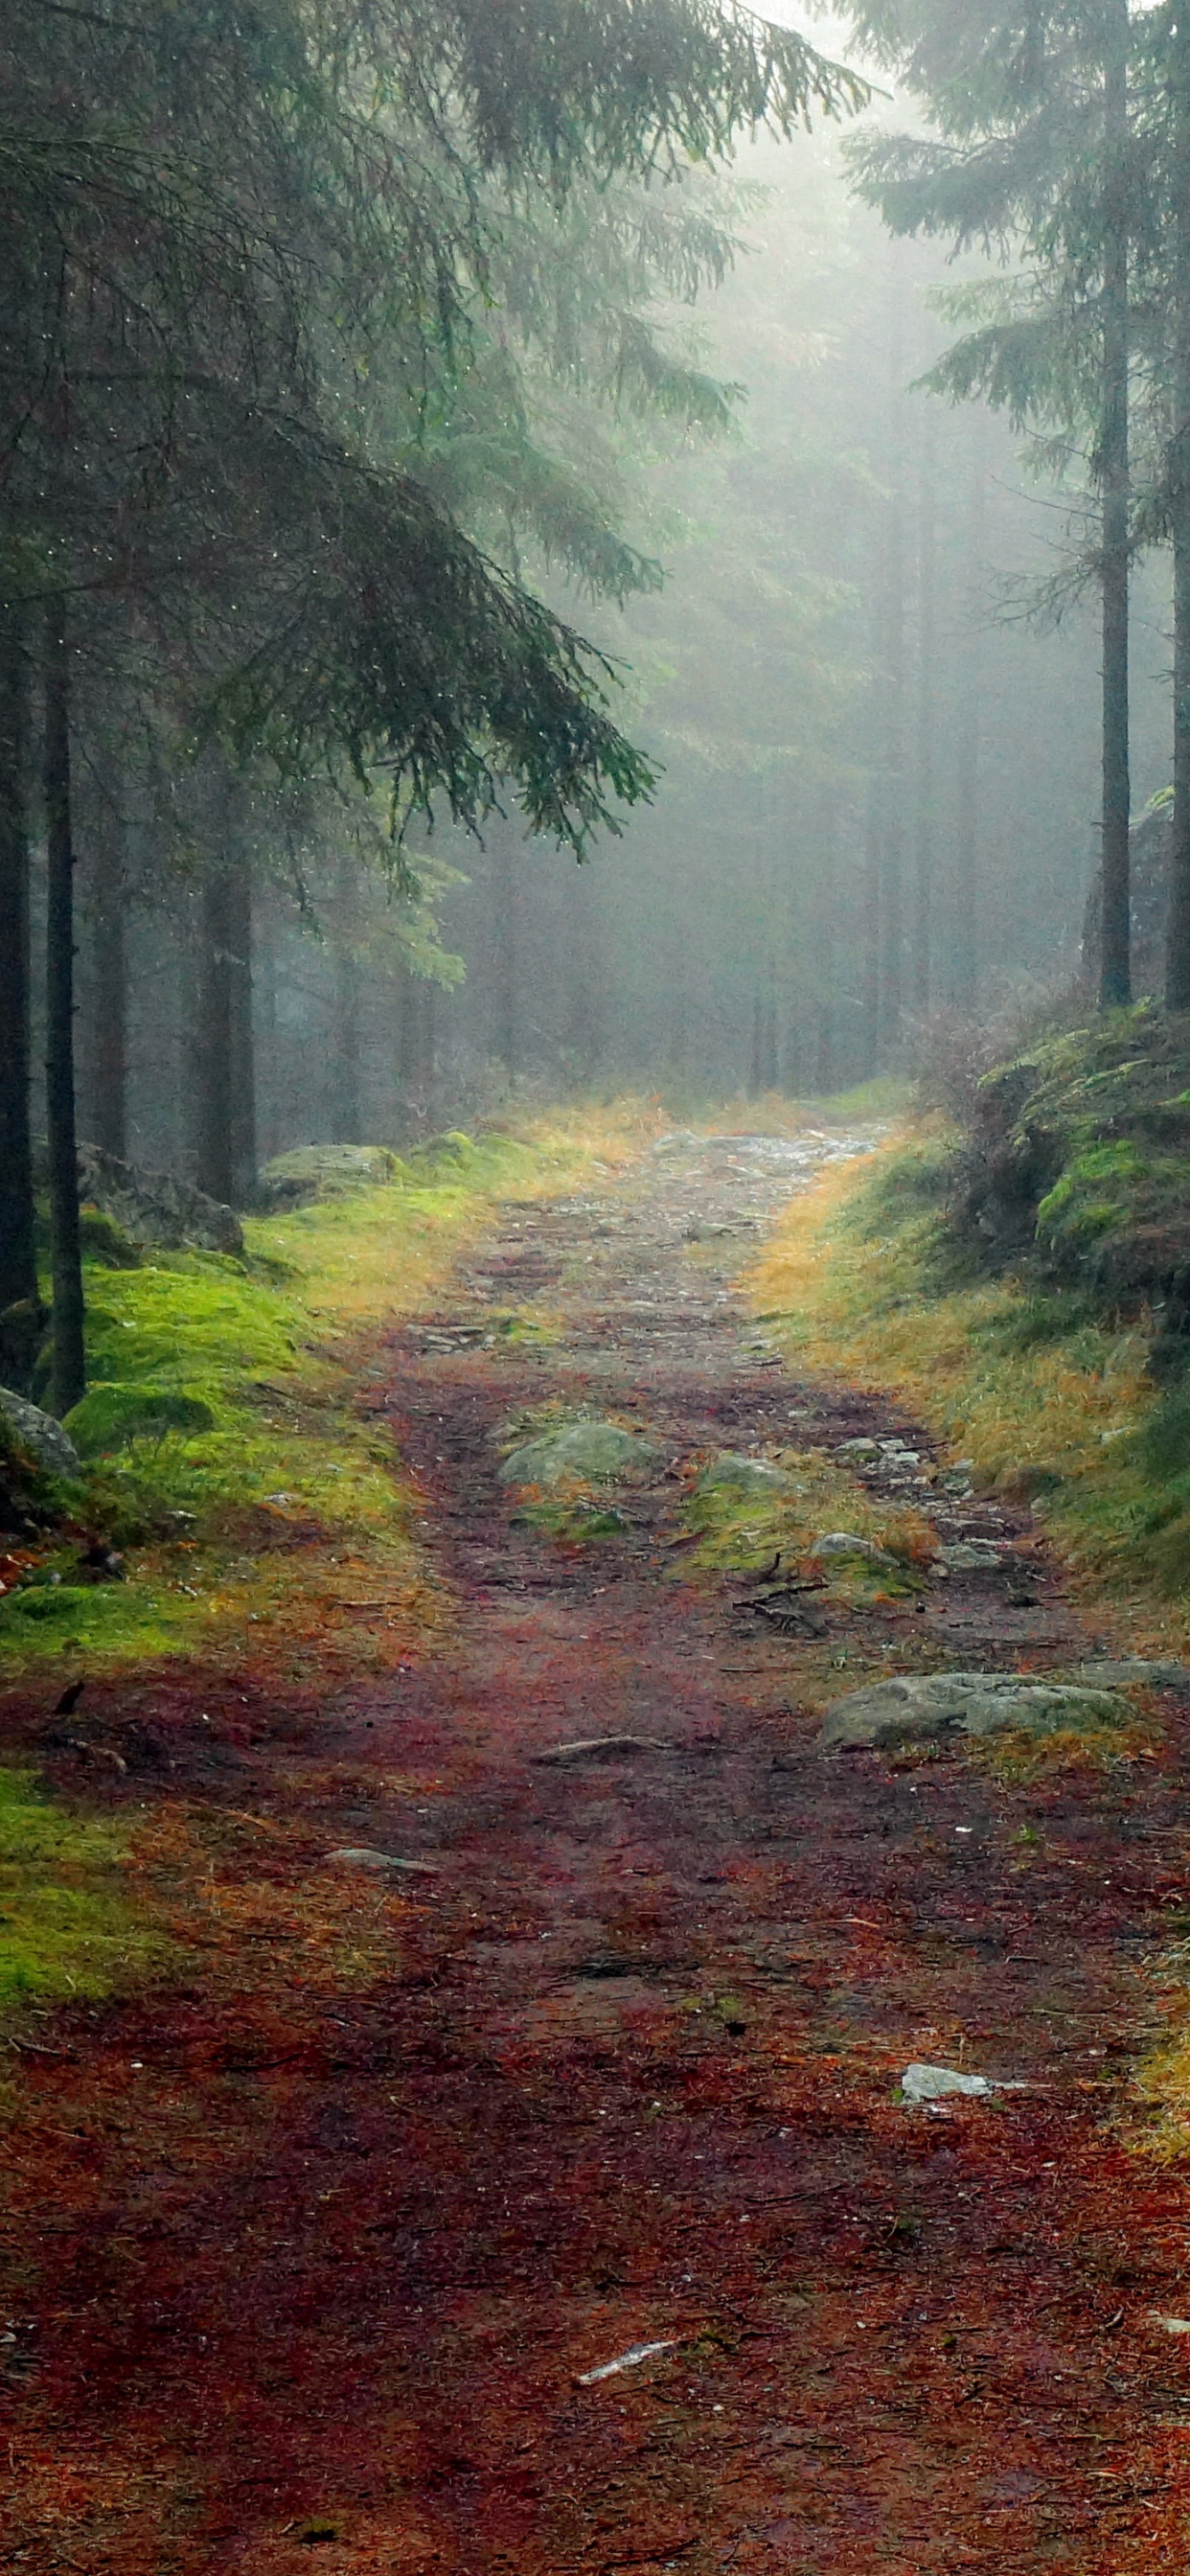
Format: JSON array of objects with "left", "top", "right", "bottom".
[
  {"left": 227, "top": 858, "right": 256, "bottom": 1199},
  {"left": 913, "top": 415, "right": 937, "bottom": 1017},
  {"left": 88, "top": 778, "right": 127, "bottom": 1157},
  {"left": 1099, "top": 0, "right": 1132, "bottom": 1010},
  {"left": 43, "top": 602, "right": 86, "bottom": 1418},
  {"left": 333, "top": 853, "right": 362, "bottom": 1139},
  {"left": 951, "top": 439, "right": 986, "bottom": 1008},
  {"left": 0, "top": 607, "right": 37, "bottom": 1331},
  {"left": 195, "top": 850, "right": 255, "bottom": 1206},
  {"left": 1167, "top": 16, "right": 1190, "bottom": 1008},
  {"left": 492, "top": 825, "right": 519, "bottom": 1077}
]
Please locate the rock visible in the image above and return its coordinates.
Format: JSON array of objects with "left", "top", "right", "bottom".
[
  {"left": 1072, "top": 1659, "right": 1190, "bottom": 1690},
  {"left": 74, "top": 1142, "right": 243, "bottom": 1254},
  {"left": 820, "top": 1670, "right": 1130, "bottom": 1750},
  {"left": 809, "top": 1531, "right": 897, "bottom": 1568},
  {"left": 0, "top": 1387, "right": 81, "bottom": 1479},
  {"left": 261, "top": 1143, "right": 404, "bottom": 1208},
  {"left": 696, "top": 1453, "right": 793, "bottom": 1499},
  {"left": 934, "top": 1541, "right": 1003, "bottom": 1571},
  {"left": 836, "top": 1438, "right": 880, "bottom": 1460},
  {"left": 327, "top": 1847, "right": 439, "bottom": 1874},
  {"left": 902, "top": 2062, "right": 993, "bottom": 2103},
  {"left": 499, "top": 1421, "right": 663, "bottom": 1488}
]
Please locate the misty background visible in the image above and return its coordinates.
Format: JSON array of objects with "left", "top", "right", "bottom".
[{"left": 62, "top": 88, "right": 1176, "bottom": 1171}]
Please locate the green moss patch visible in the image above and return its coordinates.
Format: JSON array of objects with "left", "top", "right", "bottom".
[{"left": 0, "top": 1767, "right": 157, "bottom": 2010}]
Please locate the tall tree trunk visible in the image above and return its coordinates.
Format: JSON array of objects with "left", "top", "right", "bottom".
[
  {"left": 0, "top": 607, "right": 37, "bottom": 1333},
  {"left": 492, "top": 826, "right": 519, "bottom": 1077},
  {"left": 88, "top": 775, "right": 127, "bottom": 1157},
  {"left": 43, "top": 602, "right": 86, "bottom": 1418},
  {"left": 860, "top": 775, "right": 881, "bottom": 1076},
  {"left": 195, "top": 849, "right": 255, "bottom": 1205},
  {"left": 567, "top": 862, "right": 605, "bottom": 1080},
  {"left": 1167, "top": 16, "right": 1190, "bottom": 1008},
  {"left": 333, "top": 853, "right": 362, "bottom": 1139},
  {"left": 913, "top": 414, "right": 937, "bottom": 1017},
  {"left": 878, "top": 255, "right": 906, "bottom": 1057},
  {"left": 951, "top": 439, "right": 986, "bottom": 1008},
  {"left": 1099, "top": 0, "right": 1132, "bottom": 1010},
  {"left": 226, "top": 857, "right": 256, "bottom": 1199}
]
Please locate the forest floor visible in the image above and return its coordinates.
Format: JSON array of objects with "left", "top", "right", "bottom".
[{"left": 4, "top": 1122, "right": 1190, "bottom": 2571}]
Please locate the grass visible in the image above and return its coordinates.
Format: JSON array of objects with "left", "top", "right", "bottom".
[
  {"left": 0, "top": 1107, "right": 655, "bottom": 1677},
  {"left": 675, "top": 1443, "right": 933, "bottom": 1592},
  {"left": 742, "top": 1131, "right": 1190, "bottom": 1641},
  {"left": 0, "top": 1765, "right": 159, "bottom": 2012}
]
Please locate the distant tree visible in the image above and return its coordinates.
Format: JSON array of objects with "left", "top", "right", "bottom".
[{"left": 845, "top": 0, "right": 1146, "bottom": 1012}]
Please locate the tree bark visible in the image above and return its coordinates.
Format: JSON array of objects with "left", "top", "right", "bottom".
[
  {"left": 951, "top": 439, "right": 986, "bottom": 1007},
  {"left": 43, "top": 602, "right": 86, "bottom": 1418},
  {"left": 913, "top": 415, "right": 936, "bottom": 1017},
  {"left": 0, "top": 607, "right": 37, "bottom": 1325},
  {"left": 492, "top": 824, "right": 519, "bottom": 1077},
  {"left": 333, "top": 853, "right": 362, "bottom": 1140},
  {"left": 195, "top": 855, "right": 256, "bottom": 1206},
  {"left": 1167, "top": 12, "right": 1190, "bottom": 1009},
  {"left": 1099, "top": 0, "right": 1132, "bottom": 1010},
  {"left": 88, "top": 776, "right": 127, "bottom": 1157}
]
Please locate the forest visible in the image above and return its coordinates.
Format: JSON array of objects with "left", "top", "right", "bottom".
[
  {"left": 11, "top": 0, "right": 1190, "bottom": 1410},
  {"left": 11, "top": 2, "right": 1190, "bottom": 2567}
]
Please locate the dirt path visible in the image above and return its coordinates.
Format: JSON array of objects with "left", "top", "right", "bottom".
[{"left": 6, "top": 1128, "right": 1190, "bottom": 2572}]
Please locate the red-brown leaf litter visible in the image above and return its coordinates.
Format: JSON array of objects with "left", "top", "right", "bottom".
[{"left": 4, "top": 1132, "right": 1190, "bottom": 2570}]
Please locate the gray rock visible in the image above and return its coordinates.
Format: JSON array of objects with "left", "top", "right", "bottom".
[
  {"left": 836, "top": 1438, "right": 880, "bottom": 1460},
  {"left": 499, "top": 1421, "right": 662, "bottom": 1488},
  {"left": 820, "top": 1669, "right": 1130, "bottom": 1750},
  {"left": 933, "top": 1540, "right": 1003, "bottom": 1571},
  {"left": 809, "top": 1530, "right": 897, "bottom": 1568},
  {"left": 1071, "top": 1659, "right": 1190, "bottom": 1691},
  {"left": 327, "top": 1848, "right": 439, "bottom": 1874},
  {"left": 75, "top": 1142, "right": 243, "bottom": 1254},
  {"left": 902, "top": 2062, "right": 992, "bottom": 2103},
  {"left": 0, "top": 1387, "right": 81, "bottom": 1479},
  {"left": 696, "top": 1453, "right": 794, "bottom": 1500}
]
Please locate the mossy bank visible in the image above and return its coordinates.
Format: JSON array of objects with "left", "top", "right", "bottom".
[{"left": 0, "top": 1113, "right": 651, "bottom": 1679}]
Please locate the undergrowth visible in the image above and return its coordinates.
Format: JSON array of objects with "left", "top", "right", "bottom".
[
  {"left": 743, "top": 1136, "right": 1190, "bottom": 1633},
  {"left": 0, "top": 1108, "right": 653, "bottom": 1676}
]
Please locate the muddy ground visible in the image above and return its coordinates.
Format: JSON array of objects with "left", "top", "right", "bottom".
[{"left": 4, "top": 1127, "right": 1190, "bottom": 2571}]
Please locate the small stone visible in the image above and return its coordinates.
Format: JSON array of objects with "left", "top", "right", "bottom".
[
  {"left": 327, "top": 1848, "right": 439, "bottom": 1874},
  {"left": 934, "top": 1541, "right": 1003, "bottom": 1571},
  {"left": 902, "top": 2062, "right": 992, "bottom": 2103},
  {"left": 836, "top": 1438, "right": 880, "bottom": 1460},
  {"left": 696, "top": 1453, "right": 793, "bottom": 1499},
  {"left": 809, "top": 1531, "right": 897, "bottom": 1568}
]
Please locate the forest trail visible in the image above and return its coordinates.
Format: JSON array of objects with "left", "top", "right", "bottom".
[{"left": 7, "top": 1128, "right": 1190, "bottom": 2572}]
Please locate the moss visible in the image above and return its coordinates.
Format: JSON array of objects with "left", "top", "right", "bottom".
[
  {"left": 746, "top": 1140, "right": 1190, "bottom": 1621},
  {"left": 66, "top": 1383, "right": 218, "bottom": 1456},
  {"left": 0, "top": 1767, "right": 158, "bottom": 2009},
  {"left": 3, "top": 1107, "right": 656, "bottom": 1673}
]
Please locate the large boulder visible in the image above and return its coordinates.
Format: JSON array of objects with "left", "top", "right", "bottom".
[
  {"left": 0, "top": 1387, "right": 81, "bottom": 1479},
  {"left": 498, "top": 1420, "right": 662, "bottom": 1488},
  {"left": 820, "top": 1669, "right": 1130, "bottom": 1750},
  {"left": 259, "top": 1143, "right": 404, "bottom": 1208},
  {"left": 75, "top": 1143, "right": 242, "bottom": 1254}
]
